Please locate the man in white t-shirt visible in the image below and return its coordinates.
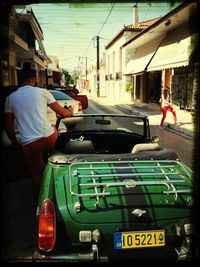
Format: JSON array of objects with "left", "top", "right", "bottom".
[{"left": 4, "top": 65, "right": 73, "bottom": 198}]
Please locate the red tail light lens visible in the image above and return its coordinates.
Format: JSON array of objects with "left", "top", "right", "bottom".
[
  {"left": 38, "top": 199, "right": 56, "bottom": 252},
  {"left": 78, "top": 102, "right": 82, "bottom": 112}
]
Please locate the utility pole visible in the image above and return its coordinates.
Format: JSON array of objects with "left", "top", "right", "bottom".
[
  {"left": 85, "top": 57, "right": 87, "bottom": 87},
  {"left": 78, "top": 57, "right": 80, "bottom": 75},
  {"left": 133, "top": 1, "right": 139, "bottom": 26},
  {"left": 96, "top": 35, "right": 100, "bottom": 97},
  {"left": 79, "top": 56, "right": 88, "bottom": 90},
  {"left": 85, "top": 56, "right": 88, "bottom": 90}
]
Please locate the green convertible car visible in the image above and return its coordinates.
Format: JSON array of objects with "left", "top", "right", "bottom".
[{"left": 33, "top": 114, "right": 194, "bottom": 262}]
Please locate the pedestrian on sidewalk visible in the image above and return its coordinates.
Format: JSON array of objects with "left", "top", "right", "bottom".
[
  {"left": 4, "top": 63, "right": 73, "bottom": 199},
  {"left": 159, "top": 86, "right": 179, "bottom": 129},
  {"left": 72, "top": 84, "right": 79, "bottom": 95}
]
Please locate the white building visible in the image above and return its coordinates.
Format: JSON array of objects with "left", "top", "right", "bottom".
[{"left": 104, "top": 15, "right": 160, "bottom": 104}]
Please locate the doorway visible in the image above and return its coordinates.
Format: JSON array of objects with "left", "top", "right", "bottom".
[{"left": 148, "top": 71, "right": 162, "bottom": 103}]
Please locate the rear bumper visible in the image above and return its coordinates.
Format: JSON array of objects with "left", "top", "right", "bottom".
[
  {"left": 32, "top": 237, "right": 192, "bottom": 262},
  {"left": 32, "top": 244, "right": 108, "bottom": 262}
]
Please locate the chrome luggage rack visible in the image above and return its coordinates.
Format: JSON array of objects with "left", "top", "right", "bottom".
[{"left": 68, "top": 160, "right": 192, "bottom": 206}]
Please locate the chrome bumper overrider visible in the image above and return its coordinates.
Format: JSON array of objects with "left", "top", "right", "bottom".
[
  {"left": 175, "top": 237, "right": 192, "bottom": 261},
  {"left": 32, "top": 244, "right": 108, "bottom": 262}
]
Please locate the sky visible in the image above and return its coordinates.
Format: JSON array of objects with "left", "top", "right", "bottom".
[{"left": 21, "top": 1, "right": 183, "bottom": 72}]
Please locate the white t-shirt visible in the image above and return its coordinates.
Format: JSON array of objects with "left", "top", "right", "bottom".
[
  {"left": 161, "top": 91, "right": 172, "bottom": 108},
  {"left": 4, "top": 86, "right": 56, "bottom": 145}
]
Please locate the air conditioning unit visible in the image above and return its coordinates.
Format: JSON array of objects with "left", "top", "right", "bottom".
[
  {"left": 31, "top": 62, "right": 37, "bottom": 70},
  {"left": 47, "top": 69, "right": 53, "bottom": 76}
]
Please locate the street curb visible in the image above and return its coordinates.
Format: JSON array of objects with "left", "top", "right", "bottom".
[
  {"left": 88, "top": 95, "right": 194, "bottom": 140},
  {"left": 115, "top": 105, "right": 194, "bottom": 140}
]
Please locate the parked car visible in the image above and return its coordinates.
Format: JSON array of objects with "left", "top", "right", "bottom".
[
  {"left": 48, "top": 85, "right": 88, "bottom": 109},
  {"left": 48, "top": 90, "right": 83, "bottom": 129},
  {"left": 33, "top": 114, "right": 194, "bottom": 262}
]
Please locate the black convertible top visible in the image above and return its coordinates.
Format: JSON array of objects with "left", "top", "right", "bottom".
[{"left": 48, "top": 148, "right": 179, "bottom": 164}]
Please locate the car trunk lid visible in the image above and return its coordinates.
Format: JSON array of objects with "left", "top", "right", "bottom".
[{"left": 65, "top": 160, "right": 192, "bottom": 224}]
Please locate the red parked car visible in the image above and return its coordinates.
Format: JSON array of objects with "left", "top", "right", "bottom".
[{"left": 48, "top": 85, "right": 88, "bottom": 109}]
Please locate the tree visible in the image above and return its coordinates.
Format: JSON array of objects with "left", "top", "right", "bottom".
[
  {"left": 62, "top": 69, "right": 73, "bottom": 85},
  {"left": 62, "top": 69, "right": 79, "bottom": 86},
  {"left": 71, "top": 71, "right": 79, "bottom": 85}
]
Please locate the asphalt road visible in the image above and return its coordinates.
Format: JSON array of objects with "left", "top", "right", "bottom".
[{"left": 1, "top": 177, "right": 37, "bottom": 262}]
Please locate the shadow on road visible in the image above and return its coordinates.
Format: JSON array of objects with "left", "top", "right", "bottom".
[{"left": 1, "top": 176, "right": 37, "bottom": 261}]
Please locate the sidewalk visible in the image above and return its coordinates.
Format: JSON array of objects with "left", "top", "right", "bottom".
[{"left": 88, "top": 94, "right": 195, "bottom": 140}]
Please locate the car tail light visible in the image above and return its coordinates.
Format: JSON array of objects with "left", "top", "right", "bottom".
[
  {"left": 78, "top": 102, "right": 82, "bottom": 112},
  {"left": 38, "top": 199, "right": 56, "bottom": 252}
]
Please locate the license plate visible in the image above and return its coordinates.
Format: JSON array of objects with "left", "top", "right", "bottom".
[{"left": 114, "top": 230, "right": 165, "bottom": 249}]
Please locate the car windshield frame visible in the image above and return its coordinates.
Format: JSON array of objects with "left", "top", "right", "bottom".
[{"left": 58, "top": 113, "right": 151, "bottom": 140}]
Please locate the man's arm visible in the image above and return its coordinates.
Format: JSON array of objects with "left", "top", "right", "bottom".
[
  {"left": 4, "top": 112, "right": 20, "bottom": 145},
  {"left": 48, "top": 101, "right": 73, "bottom": 117}
]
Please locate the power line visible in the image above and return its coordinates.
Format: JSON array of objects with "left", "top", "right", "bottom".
[
  {"left": 133, "top": 0, "right": 139, "bottom": 8},
  {"left": 59, "top": 56, "right": 79, "bottom": 61},
  {"left": 81, "top": 36, "right": 95, "bottom": 57},
  {"left": 99, "top": 36, "right": 111, "bottom": 41},
  {"left": 141, "top": 3, "right": 152, "bottom": 22},
  {"left": 41, "top": 25, "right": 88, "bottom": 39},
  {"left": 82, "top": 1, "right": 116, "bottom": 57},
  {"left": 96, "top": 0, "right": 117, "bottom": 36}
]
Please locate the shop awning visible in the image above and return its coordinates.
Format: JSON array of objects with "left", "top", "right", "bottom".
[
  {"left": 147, "top": 32, "right": 197, "bottom": 71},
  {"left": 123, "top": 35, "right": 164, "bottom": 75},
  {"left": 123, "top": 53, "right": 154, "bottom": 75}
]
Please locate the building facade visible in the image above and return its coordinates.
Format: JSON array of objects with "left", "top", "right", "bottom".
[
  {"left": 104, "top": 17, "right": 160, "bottom": 104},
  {"left": 123, "top": 1, "right": 198, "bottom": 112},
  {"left": 87, "top": 1, "right": 198, "bottom": 115},
  {"left": 1, "top": 5, "right": 50, "bottom": 88}
]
